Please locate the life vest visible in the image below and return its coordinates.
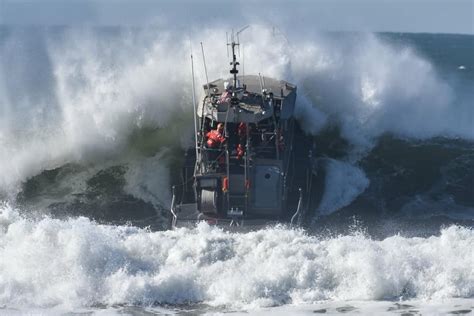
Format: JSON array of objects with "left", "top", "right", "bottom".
[
  {"left": 236, "top": 143, "right": 245, "bottom": 159},
  {"left": 222, "top": 176, "right": 229, "bottom": 192},
  {"left": 237, "top": 122, "right": 246, "bottom": 138},
  {"left": 206, "top": 130, "right": 225, "bottom": 148}
]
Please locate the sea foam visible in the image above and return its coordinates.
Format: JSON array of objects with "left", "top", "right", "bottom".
[
  {"left": 1, "top": 204, "right": 472, "bottom": 310},
  {"left": 1, "top": 25, "right": 472, "bottom": 213}
]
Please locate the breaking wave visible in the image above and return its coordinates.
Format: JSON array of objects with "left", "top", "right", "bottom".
[
  {"left": 0, "top": 204, "right": 473, "bottom": 310},
  {"left": 0, "top": 25, "right": 473, "bottom": 219}
]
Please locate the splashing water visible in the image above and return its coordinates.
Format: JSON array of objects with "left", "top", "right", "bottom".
[
  {"left": 0, "top": 204, "right": 473, "bottom": 310},
  {"left": 1, "top": 25, "right": 473, "bottom": 223}
]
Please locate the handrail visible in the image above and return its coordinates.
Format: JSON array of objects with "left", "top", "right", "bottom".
[
  {"left": 226, "top": 147, "right": 230, "bottom": 207},
  {"left": 290, "top": 188, "right": 303, "bottom": 226},
  {"left": 194, "top": 146, "right": 229, "bottom": 175},
  {"left": 170, "top": 186, "right": 178, "bottom": 228}
]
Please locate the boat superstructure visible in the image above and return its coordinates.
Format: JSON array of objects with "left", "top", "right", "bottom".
[{"left": 170, "top": 33, "right": 319, "bottom": 229}]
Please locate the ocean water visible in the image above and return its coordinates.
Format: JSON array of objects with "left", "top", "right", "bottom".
[
  {"left": 1, "top": 204, "right": 473, "bottom": 314},
  {"left": 0, "top": 24, "right": 473, "bottom": 314}
]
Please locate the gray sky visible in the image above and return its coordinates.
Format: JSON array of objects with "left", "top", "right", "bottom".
[{"left": 0, "top": 0, "right": 473, "bottom": 34}]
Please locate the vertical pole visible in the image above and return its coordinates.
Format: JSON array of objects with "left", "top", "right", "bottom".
[
  {"left": 190, "top": 54, "right": 199, "bottom": 158},
  {"left": 200, "top": 42, "right": 211, "bottom": 100},
  {"left": 242, "top": 44, "right": 245, "bottom": 86},
  {"left": 226, "top": 32, "right": 229, "bottom": 59},
  {"left": 258, "top": 73, "right": 264, "bottom": 92},
  {"left": 231, "top": 42, "right": 238, "bottom": 94},
  {"left": 226, "top": 147, "right": 230, "bottom": 210},
  {"left": 170, "top": 186, "right": 177, "bottom": 228},
  {"left": 244, "top": 122, "right": 250, "bottom": 213},
  {"left": 200, "top": 42, "right": 212, "bottom": 127}
]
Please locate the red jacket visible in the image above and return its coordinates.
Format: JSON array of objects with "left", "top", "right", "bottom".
[
  {"left": 206, "top": 130, "right": 225, "bottom": 148},
  {"left": 237, "top": 122, "right": 246, "bottom": 138}
]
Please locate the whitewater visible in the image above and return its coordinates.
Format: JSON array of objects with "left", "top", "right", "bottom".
[
  {"left": 1, "top": 23, "right": 473, "bottom": 314},
  {"left": 1, "top": 26, "right": 473, "bottom": 200},
  {"left": 1, "top": 204, "right": 473, "bottom": 313}
]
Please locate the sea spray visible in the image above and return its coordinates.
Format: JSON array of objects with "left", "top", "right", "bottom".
[
  {"left": 0, "top": 204, "right": 473, "bottom": 309},
  {"left": 317, "top": 159, "right": 369, "bottom": 216},
  {"left": 1, "top": 25, "right": 472, "bottom": 216}
]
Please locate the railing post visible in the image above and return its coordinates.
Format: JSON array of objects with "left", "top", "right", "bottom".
[
  {"left": 170, "top": 185, "right": 178, "bottom": 228},
  {"left": 291, "top": 188, "right": 303, "bottom": 226}
]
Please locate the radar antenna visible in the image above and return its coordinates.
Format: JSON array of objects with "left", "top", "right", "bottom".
[{"left": 227, "top": 26, "right": 249, "bottom": 105}]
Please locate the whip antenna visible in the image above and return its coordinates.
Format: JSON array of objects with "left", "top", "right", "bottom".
[
  {"left": 200, "top": 42, "right": 211, "bottom": 101},
  {"left": 237, "top": 25, "right": 250, "bottom": 36},
  {"left": 190, "top": 53, "right": 199, "bottom": 157},
  {"left": 226, "top": 32, "right": 229, "bottom": 59},
  {"left": 242, "top": 44, "right": 245, "bottom": 86},
  {"left": 236, "top": 25, "right": 249, "bottom": 57}
]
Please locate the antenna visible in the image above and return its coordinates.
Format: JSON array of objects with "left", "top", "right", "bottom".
[
  {"left": 226, "top": 25, "right": 250, "bottom": 102},
  {"left": 190, "top": 53, "right": 199, "bottom": 157},
  {"left": 237, "top": 33, "right": 240, "bottom": 57},
  {"left": 226, "top": 32, "right": 229, "bottom": 59},
  {"left": 200, "top": 42, "right": 211, "bottom": 101},
  {"left": 242, "top": 44, "right": 245, "bottom": 86},
  {"left": 236, "top": 25, "right": 249, "bottom": 37},
  {"left": 236, "top": 25, "right": 249, "bottom": 57},
  {"left": 227, "top": 36, "right": 239, "bottom": 103},
  {"left": 258, "top": 73, "right": 265, "bottom": 107}
]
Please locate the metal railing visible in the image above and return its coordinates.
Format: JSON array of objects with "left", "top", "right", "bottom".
[
  {"left": 290, "top": 188, "right": 304, "bottom": 226},
  {"left": 195, "top": 147, "right": 228, "bottom": 175},
  {"left": 170, "top": 186, "right": 178, "bottom": 228}
]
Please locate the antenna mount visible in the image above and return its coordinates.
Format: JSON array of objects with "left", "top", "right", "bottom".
[{"left": 227, "top": 26, "right": 249, "bottom": 104}]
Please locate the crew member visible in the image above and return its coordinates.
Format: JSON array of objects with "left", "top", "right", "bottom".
[
  {"left": 237, "top": 122, "right": 246, "bottom": 140},
  {"left": 206, "top": 123, "right": 226, "bottom": 148},
  {"left": 236, "top": 122, "right": 247, "bottom": 160},
  {"left": 206, "top": 123, "right": 226, "bottom": 170},
  {"left": 218, "top": 81, "right": 232, "bottom": 104},
  {"left": 236, "top": 143, "right": 245, "bottom": 160}
]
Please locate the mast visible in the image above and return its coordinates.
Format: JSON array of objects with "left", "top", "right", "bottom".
[
  {"left": 227, "top": 26, "right": 248, "bottom": 105},
  {"left": 190, "top": 54, "right": 199, "bottom": 158},
  {"left": 229, "top": 40, "right": 239, "bottom": 105}
]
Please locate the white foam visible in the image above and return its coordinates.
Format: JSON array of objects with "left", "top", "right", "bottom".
[
  {"left": 0, "top": 28, "right": 191, "bottom": 196},
  {"left": 1, "top": 204, "right": 472, "bottom": 310},
  {"left": 215, "top": 299, "right": 474, "bottom": 316},
  {"left": 1, "top": 25, "right": 472, "bottom": 213},
  {"left": 291, "top": 32, "right": 473, "bottom": 151}
]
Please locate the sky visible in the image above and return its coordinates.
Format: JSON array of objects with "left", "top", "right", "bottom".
[{"left": 0, "top": 0, "right": 473, "bottom": 34}]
